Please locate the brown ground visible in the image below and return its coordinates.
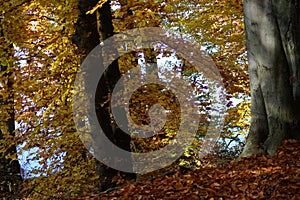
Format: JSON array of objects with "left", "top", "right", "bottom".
[{"left": 78, "top": 140, "right": 300, "bottom": 200}]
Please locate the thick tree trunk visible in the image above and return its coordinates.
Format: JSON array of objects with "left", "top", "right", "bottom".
[
  {"left": 73, "top": 0, "right": 134, "bottom": 191},
  {"left": 0, "top": 27, "right": 22, "bottom": 198},
  {"left": 241, "top": 0, "right": 300, "bottom": 157}
]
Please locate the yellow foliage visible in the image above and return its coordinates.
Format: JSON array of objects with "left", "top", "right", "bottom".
[{"left": 0, "top": 0, "right": 249, "bottom": 197}]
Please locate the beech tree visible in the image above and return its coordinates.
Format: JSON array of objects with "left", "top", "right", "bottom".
[
  {"left": 241, "top": 0, "right": 300, "bottom": 156},
  {"left": 73, "top": 0, "right": 135, "bottom": 191}
]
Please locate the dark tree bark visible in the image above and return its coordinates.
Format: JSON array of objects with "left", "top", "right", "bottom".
[
  {"left": 241, "top": 0, "right": 300, "bottom": 156},
  {"left": 73, "top": 0, "right": 135, "bottom": 191},
  {"left": 0, "top": 19, "right": 22, "bottom": 198}
]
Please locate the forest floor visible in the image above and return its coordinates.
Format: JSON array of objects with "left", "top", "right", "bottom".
[{"left": 80, "top": 140, "right": 300, "bottom": 199}]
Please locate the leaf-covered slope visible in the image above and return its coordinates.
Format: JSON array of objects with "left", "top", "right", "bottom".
[{"left": 82, "top": 140, "right": 299, "bottom": 199}]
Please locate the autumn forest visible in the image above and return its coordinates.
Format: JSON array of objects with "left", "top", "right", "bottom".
[{"left": 0, "top": 0, "right": 299, "bottom": 199}]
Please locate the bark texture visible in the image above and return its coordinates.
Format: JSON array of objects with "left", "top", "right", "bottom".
[
  {"left": 241, "top": 0, "right": 300, "bottom": 156},
  {"left": 73, "top": 0, "right": 134, "bottom": 191}
]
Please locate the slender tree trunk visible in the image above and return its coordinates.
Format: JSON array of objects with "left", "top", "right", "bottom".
[
  {"left": 73, "top": 0, "right": 134, "bottom": 191},
  {"left": 241, "top": 0, "right": 300, "bottom": 157},
  {"left": 0, "top": 23, "right": 22, "bottom": 198}
]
